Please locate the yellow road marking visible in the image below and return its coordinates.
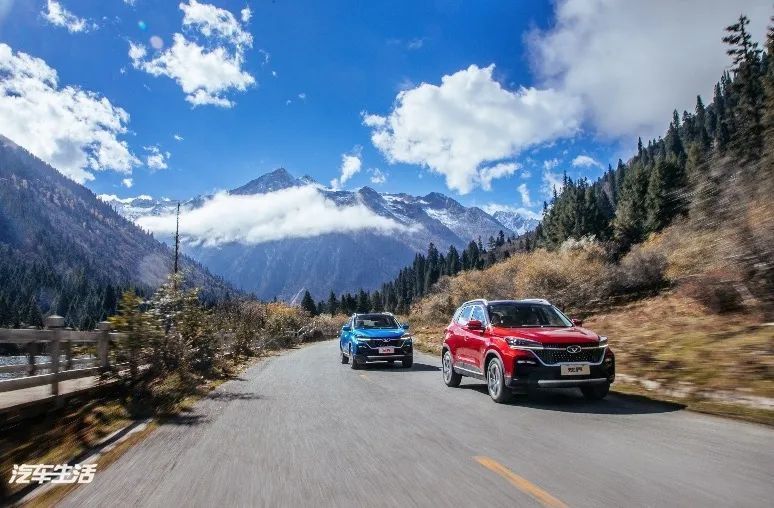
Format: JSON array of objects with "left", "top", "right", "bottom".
[{"left": 474, "top": 456, "right": 568, "bottom": 508}]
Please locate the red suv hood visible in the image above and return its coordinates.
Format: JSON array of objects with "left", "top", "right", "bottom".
[{"left": 489, "top": 326, "right": 599, "bottom": 345}]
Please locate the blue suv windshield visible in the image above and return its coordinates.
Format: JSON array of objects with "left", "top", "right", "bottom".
[{"left": 355, "top": 314, "right": 399, "bottom": 329}]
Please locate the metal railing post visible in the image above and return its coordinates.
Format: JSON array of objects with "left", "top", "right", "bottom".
[
  {"left": 64, "top": 338, "right": 73, "bottom": 370},
  {"left": 97, "top": 321, "right": 111, "bottom": 373},
  {"left": 27, "top": 341, "right": 36, "bottom": 376},
  {"left": 45, "top": 315, "right": 65, "bottom": 397}
]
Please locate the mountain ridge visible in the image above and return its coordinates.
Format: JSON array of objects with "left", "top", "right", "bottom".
[
  {"left": 102, "top": 168, "right": 539, "bottom": 299},
  {"left": 0, "top": 134, "right": 235, "bottom": 328}
]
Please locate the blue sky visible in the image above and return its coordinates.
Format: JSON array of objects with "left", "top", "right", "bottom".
[{"left": 0, "top": 0, "right": 771, "bottom": 222}]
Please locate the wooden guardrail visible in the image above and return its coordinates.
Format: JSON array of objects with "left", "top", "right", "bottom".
[{"left": 0, "top": 315, "right": 125, "bottom": 396}]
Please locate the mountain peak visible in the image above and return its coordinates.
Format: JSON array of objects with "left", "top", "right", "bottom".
[
  {"left": 422, "top": 192, "right": 464, "bottom": 211},
  {"left": 230, "top": 167, "right": 302, "bottom": 195}
]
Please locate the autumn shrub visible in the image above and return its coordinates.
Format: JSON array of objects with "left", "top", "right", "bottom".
[
  {"left": 611, "top": 244, "right": 668, "bottom": 296},
  {"left": 412, "top": 241, "right": 607, "bottom": 325},
  {"left": 260, "top": 303, "right": 308, "bottom": 349},
  {"left": 679, "top": 269, "right": 744, "bottom": 313},
  {"left": 298, "top": 314, "right": 346, "bottom": 342}
]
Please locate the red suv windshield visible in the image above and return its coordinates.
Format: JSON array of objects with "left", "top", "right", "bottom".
[{"left": 487, "top": 303, "right": 572, "bottom": 328}]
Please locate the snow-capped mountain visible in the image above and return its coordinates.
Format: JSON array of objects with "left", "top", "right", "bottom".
[
  {"left": 95, "top": 194, "right": 177, "bottom": 222},
  {"left": 101, "top": 168, "right": 539, "bottom": 299},
  {"left": 491, "top": 210, "right": 541, "bottom": 236}
]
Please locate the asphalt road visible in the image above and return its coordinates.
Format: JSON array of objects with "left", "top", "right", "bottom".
[{"left": 62, "top": 340, "right": 773, "bottom": 507}]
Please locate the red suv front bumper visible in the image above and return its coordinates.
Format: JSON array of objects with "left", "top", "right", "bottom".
[{"left": 504, "top": 348, "right": 615, "bottom": 391}]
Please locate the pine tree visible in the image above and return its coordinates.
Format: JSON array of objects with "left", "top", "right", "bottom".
[
  {"left": 356, "top": 289, "right": 370, "bottom": 313},
  {"left": 300, "top": 290, "right": 318, "bottom": 316},
  {"left": 327, "top": 291, "right": 338, "bottom": 315},
  {"left": 612, "top": 162, "right": 648, "bottom": 252},
  {"left": 712, "top": 82, "right": 730, "bottom": 149},
  {"left": 371, "top": 290, "right": 384, "bottom": 311},
  {"left": 763, "top": 17, "right": 774, "bottom": 164},
  {"left": 446, "top": 245, "right": 461, "bottom": 275},
  {"left": 694, "top": 95, "right": 711, "bottom": 148},
  {"left": 645, "top": 160, "right": 668, "bottom": 233},
  {"left": 723, "top": 14, "right": 764, "bottom": 159},
  {"left": 26, "top": 297, "right": 43, "bottom": 327},
  {"left": 424, "top": 243, "right": 440, "bottom": 291}
]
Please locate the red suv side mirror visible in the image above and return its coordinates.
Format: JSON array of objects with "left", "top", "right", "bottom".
[
  {"left": 571, "top": 318, "right": 583, "bottom": 327},
  {"left": 466, "top": 319, "right": 484, "bottom": 331}
]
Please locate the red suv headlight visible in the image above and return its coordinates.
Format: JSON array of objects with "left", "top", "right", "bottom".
[{"left": 505, "top": 337, "right": 544, "bottom": 349}]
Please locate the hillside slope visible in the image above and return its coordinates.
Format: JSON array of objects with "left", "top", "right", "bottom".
[{"left": 0, "top": 135, "right": 233, "bottom": 328}]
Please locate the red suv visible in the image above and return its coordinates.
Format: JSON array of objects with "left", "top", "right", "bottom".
[{"left": 442, "top": 299, "right": 615, "bottom": 403}]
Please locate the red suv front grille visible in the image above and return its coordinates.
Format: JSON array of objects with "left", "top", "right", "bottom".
[{"left": 532, "top": 347, "right": 604, "bottom": 365}]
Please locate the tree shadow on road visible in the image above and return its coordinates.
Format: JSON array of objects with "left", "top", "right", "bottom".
[
  {"left": 361, "top": 362, "right": 441, "bottom": 373},
  {"left": 205, "top": 391, "right": 262, "bottom": 402},
  {"left": 158, "top": 411, "right": 210, "bottom": 426},
  {"left": 458, "top": 384, "right": 685, "bottom": 415}
]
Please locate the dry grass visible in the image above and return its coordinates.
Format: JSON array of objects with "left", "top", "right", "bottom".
[
  {"left": 586, "top": 293, "right": 774, "bottom": 399},
  {"left": 1, "top": 399, "right": 132, "bottom": 500},
  {"left": 411, "top": 239, "right": 666, "bottom": 327}
]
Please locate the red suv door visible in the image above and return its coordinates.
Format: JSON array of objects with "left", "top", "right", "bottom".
[
  {"left": 466, "top": 304, "right": 489, "bottom": 373},
  {"left": 447, "top": 305, "right": 472, "bottom": 366}
]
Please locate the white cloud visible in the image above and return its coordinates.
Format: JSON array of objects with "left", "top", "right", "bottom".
[
  {"left": 42, "top": 0, "right": 94, "bottom": 33},
  {"left": 181, "top": 0, "right": 252, "bottom": 48},
  {"left": 0, "top": 44, "right": 138, "bottom": 183},
  {"left": 406, "top": 38, "right": 425, "bottom": 50},
  {"left": 298, "top": 92, "right": 306, "bottom": 100},
  {"left": 517, "top": 183, "right": 532, "bottom": 207},
  {"left": 271, "top": 70, "right": 277, "bottom": 77},
  {"left": 388, "top": 37, "right": 427, "bottom": 51},
  {"left": 543, "top": 158, "right": 559, "bottom": 171},
  {"left": 257, "top": 49, "right": 270, "bottom": 65},
  {"left": 122, "top": 177, "right": 133, "bottom": 188},
  {"left": 129, "top": 1, "right": 255, "bottom": 108},
  {"left": 364, "top": 64, "right": 581, "bottom": 194},
  {"left": 98, "top": 193, "right": 153, "bottom": 204},
  {"left": 571, "top": 154, "right": 601, "bottom": 168},
  {"left": 173, "top": 133, "right": 184, "bottom": 141},
  {"left": 144, "top": 145, "right": 170, "bottom": 170},
  {"left": 369, "top": 168, "right": 386, "bottom": 184},
  {"left": 396, "top": 77, "right": 416, "bottom": 92},
  {"left": 136, "top": 186, "right": 407, "bottom": 247},
  {"left": 542, "top": 170, "right": 564, "bottom": 197},
  {"left": 479, "top": 162, "right": 520, "bottom": 191},
  {"left": 528, "top": 0, "right": 771, "bottom": 140},
  {"left": 240, "top": 5, "right": 252, "bottom": 23},
  {"left": 361, "top": 112, "right": 385, "bottom": 127},
  {"left": 482, "top": 203, "right": 541, "bottom": 221},
  {"left": 330, "top": 147, "right": 362, "bottom": 189}
]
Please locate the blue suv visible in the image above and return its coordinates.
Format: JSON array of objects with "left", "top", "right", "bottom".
[{"left": 340, "top": 313, "right": 413, "bottom": 369}]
